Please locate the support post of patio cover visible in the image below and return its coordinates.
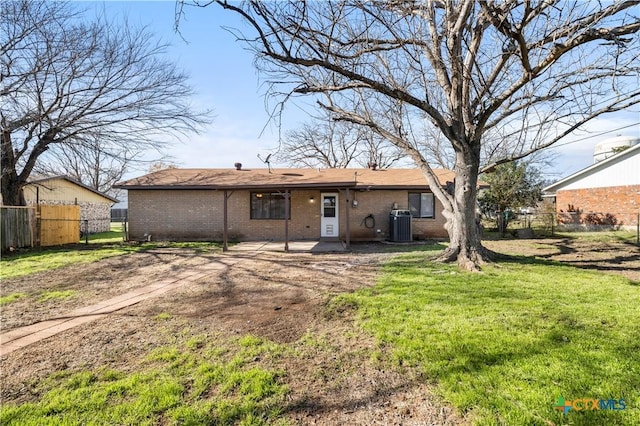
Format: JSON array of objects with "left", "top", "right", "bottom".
[
  {"left": 222, "top": 190, "right": 234, "bottom": 252},
  {"left": 284, "top": 190, "right": 290, "bottom": 252},
  {"left": 345, "top": 188, "right": 351, "bottom": 250},
  {"left": 223, "top": 190, "right": 228, "bottom": 252}
]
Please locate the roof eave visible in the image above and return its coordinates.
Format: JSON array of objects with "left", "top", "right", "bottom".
[
  {"left": 543, "top": 143, "right": 640, "bottom": 192},
  {"left": 114, "top": 182, "right": 359, "bottom": 190},
  {"left": 113, "top": 182, "right": 442, "bottom": 191},
  {"left": 29, "top": 175, "right": 118, "bottom": 203}
]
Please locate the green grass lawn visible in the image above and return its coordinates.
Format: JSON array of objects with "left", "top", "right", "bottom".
[
  {"left": 335, "top": 248, "right": 640, "bottom": 425},
  {"left": 1, "top": 223, "right": 131, "bottom": 280},
  {"left": 0, "top": 292, "right": 27, "bottom": 306},
  {"left": 86, "top": 223, "right": 126, "bottom": 244},
  {"left": 553, "top": 230, "right": 637, "bottom": 244},
  {"left": 483, "top": 227, "right": 638, "bottom": 244},
  {"left": 0, "top": 333, "right": 288, "bottom": 426},
  {"left": 0, "top": 225, "right": 222, "bottom": 280},
  {"left": 0, "top": 243, "right": 221, "bottom": 280},
  {"left": 0, "top": 245, "right": 142, "bottom": 280}
]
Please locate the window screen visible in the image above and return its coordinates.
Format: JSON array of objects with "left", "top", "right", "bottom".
[
  {"left": 408, "top": 192, "right": 435, "bottom": 218},
  {"left": 250, "top": 193, "right": 289, "bottom": 219}
]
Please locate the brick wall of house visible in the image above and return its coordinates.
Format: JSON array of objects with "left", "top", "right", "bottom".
[
  {"left": 555, "top": 184, "right": 640, "bottom": 227},
  {"left": 342, "top": 189, "right": 448, "bottom": 240},
  {"left": 129, "top": 189, "right": 222, "bottom": 240},
  {"left": 127, "top": 188, "right": 448, "bottom": 241},
  {"left": 128, "top": 189, "right": 322, "bottom": 241},
  {"left": 237, "top": 189, "right": 321, "bottom": 241}
]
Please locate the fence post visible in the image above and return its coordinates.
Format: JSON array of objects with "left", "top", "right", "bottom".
[
  {"left": 35, "top": 207, "right": 41, "bottom": 247},
  {"left": 84, "top": 220, "right": 89, "bottom": 244}
]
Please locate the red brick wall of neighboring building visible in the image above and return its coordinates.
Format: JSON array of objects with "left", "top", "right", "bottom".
[{"left": 555, "top": 185, "right": 640, "bottom": 227}]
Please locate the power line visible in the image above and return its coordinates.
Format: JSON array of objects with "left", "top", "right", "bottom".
[{"left": 553, "top": 121, "right": 640, "bottom": 148}]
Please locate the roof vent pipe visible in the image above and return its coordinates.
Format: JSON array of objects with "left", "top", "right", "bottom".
[{"left": 234, "top": 162, "right": 242, "bottom": 170}]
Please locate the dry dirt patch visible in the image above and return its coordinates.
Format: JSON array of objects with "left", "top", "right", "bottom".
[
  {"left": 1, "top": 246, "right": 462, "bottom": 425},
  {"left": 1, "top": 249, "right": 217, "bottom": 330},
  {"left": 483, "top": 237, "right": 640, "bottom": 281}
]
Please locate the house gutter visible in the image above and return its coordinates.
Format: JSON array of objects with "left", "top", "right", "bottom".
[
  {"left": 112, "top": 183, "right": 444, "bottom": 191},
  {"left": 112, "top": 182, "right": 359, "bottom": 190}
]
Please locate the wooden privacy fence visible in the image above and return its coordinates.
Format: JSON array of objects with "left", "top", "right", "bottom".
[
  {"left": 1, "top": 206, "right": 36, "bottom": 251},
  {"left": 1, "top": 205, "right": 81, "bottom": 251},
  {"left": 39, "top": 205, "right": 80, "bottom": 246}
]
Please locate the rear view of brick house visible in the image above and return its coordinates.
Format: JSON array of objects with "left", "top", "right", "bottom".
[{"left": 114, "top": 167, "right": 456, "bottom": 244}]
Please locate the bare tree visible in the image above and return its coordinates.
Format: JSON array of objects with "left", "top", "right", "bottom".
[
  {"left": 360, "top": 129, "right": 406, "bottom": 169},
  {"left": 276, "top": 115, "right": 404, "bottom": 168},
  {"left": 1, "top": 0, "right": 209, "bottom": 206},
  {"left": 147, "top": 160, "right": 179, "bottom": 173},
  {"left": 33, "top": 138, "right": 141, "bottom": 196},
  {"left": 184, "top": 0, "right": 640, "bottom": 270}
]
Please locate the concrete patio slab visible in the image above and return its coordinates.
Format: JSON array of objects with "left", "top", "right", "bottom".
[{"left": 229, "top": 240, "right": 346, "bottom": 253}]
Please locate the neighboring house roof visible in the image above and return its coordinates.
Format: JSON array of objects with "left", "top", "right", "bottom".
[
  {"left": 114, "top": 168, "right": 456, "bottom": 191},
  {"left": 543, "top": 143, "right": 640, "bottom": 194},
  {"left": 26, "top": 175, "right": 119, "bottom": 203}
]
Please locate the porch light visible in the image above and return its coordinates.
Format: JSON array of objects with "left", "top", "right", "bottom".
[
  {"left": 309, "top": 196, "right": 315, "bottom": 203},
  {"left": 256, "top": 193, "right": 263, "bottom": 198}
]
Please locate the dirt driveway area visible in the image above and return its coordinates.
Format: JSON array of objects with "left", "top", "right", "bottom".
[{"left": 1, "top": 237, "right": 638, "bottom": 424}]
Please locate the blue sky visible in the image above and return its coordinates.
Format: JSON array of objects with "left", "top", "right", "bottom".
[
  {"left": 89, "top": 1, "right": 639, "bottom": 181},
  {"left": 91, "top": 1, "right": 292, "bottom": 171}
]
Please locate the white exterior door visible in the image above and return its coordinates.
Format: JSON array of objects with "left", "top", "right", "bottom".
[{"left": 320, "top": 193, "right": 339, "bottom": 238}]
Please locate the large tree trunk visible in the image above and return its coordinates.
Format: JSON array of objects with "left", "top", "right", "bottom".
[
  {"left": 436, "top": 146, "right": 492, "bottom": 271},
  {"left": 0, "top": 174, "right": 26, "bottom": 206},
  {"left": 1, "top": 130, "right": 27, "bottom": 206}
]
